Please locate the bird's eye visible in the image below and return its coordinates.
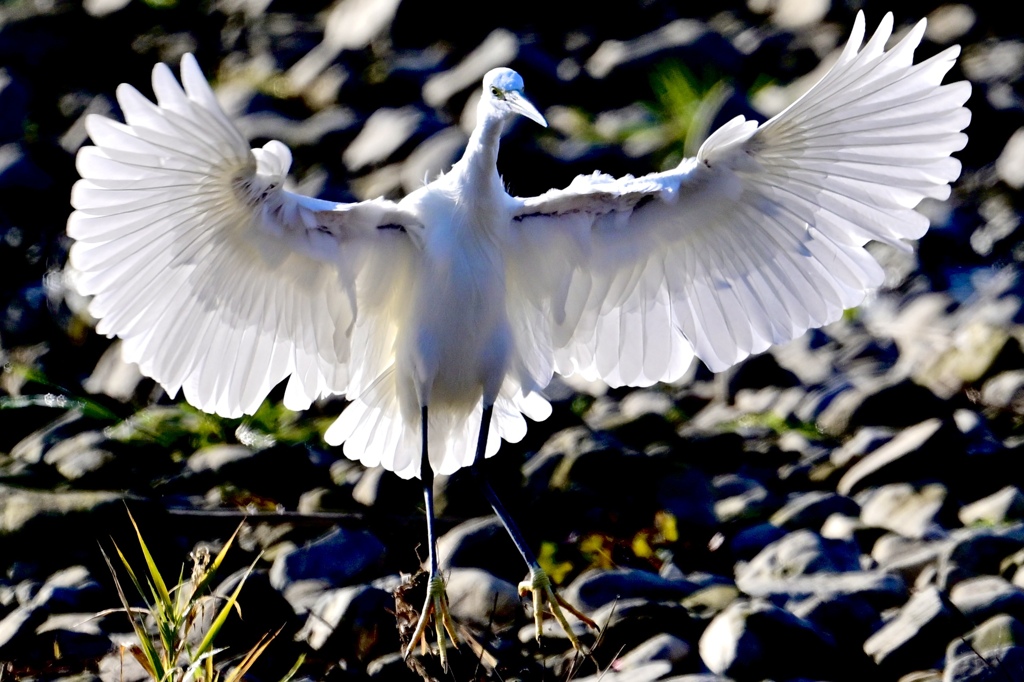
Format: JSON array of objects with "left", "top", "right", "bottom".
[{"left": 491, "top": 86, "right": 504, "bottom": 100}]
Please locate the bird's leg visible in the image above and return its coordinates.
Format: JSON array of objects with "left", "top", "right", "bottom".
[
  {"left": 472, "top": 405, "right": 597, "bottom": 651},
  {"left": 405, "top": 405, "right": 459, "bottom": 669}
]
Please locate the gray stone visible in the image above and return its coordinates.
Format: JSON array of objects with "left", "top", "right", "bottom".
[
  {"left": 81, "top": 339, "right": 143, "bottom": 402},
  {"left": 874, "top": 534, "right": 943, "bottom": 568},
  {"left": 735, "top": 530, "right": 861, "bottom": 588},
  {"left": 981, "top": 369, "right": 1024, "bottom": 412},
  {"left": 236, "top": 107, "right": 356, "bottom": 148},
  {"left": 864, "top": 586, "right": 959, "bottom": 676},
  {"left": 284, "top": 0, "right": 401, "bottom": 91},
  {"left": 820, "top": 513, "right": 889, "bottom": 552},
  {"left": 436, "top": 516, "right": 525, "bottom": 585},
  {"left": 400, "top": 127, "right": 466, "bottom": 194},
  {"left": 614, "top": 632, "right": 691, "bottom": 671},
  {"left": 859, "top": 483, "right": 951, "bottom": 539},
  {"left": 960, "top": 486, "right": 1024, "bottom": 526},
  {"left": 186, "top": 444, "right": 255, "bottom": 473},
  {"left": 681, "top": 583, "right": 741, "bottom": 621},
  {"left": 728, "top": 522, "right": 787, "bottom": 561},
  {"left": 655, "top": 468, "right": 717, "bottom": 530},
  {"left": 699, "top": 599, "right": 835, "bottom": 680},
  {"left": 837, "top": 419, "right": 960, "bottom": 496},
  {"left": 586, "top": 20, "right": 708, "bottom": 79},
  {"left": 947, "top": 613, "right": 1024, "bottom": 661},
  {"left": 43, "top": 431, "right": 115, "bottom": 481},
  {"left": 562, "top": 567, "right": 699, "bottom": 614},
  {"left": 343, "top": 106, "right": 424, "bottom": 171},
  {"left": 366, "top": 651, "right": 420, "bottom": 679},
  {"left": 754, "top": 0, "right": 829, "bottom": 28},
  {"left": 269, "top": 527, "right": 386, "bottom": 590},
  {"left": 925, "top": 4, "right": 976, "bottom": 43},
  {"left": 571, "top": 662, "right": 673, "bottom": 682},
  {"left": 10, "top": 410, "right": 92, "bottom": 465},
  {"left": 350, "top": 465, "right": 420, "bottom": 512},
  {"left": 790, "top": 592, "right": 883, "bottom": 652},
  {"left": 0, "top": 485, "right": 125, "bottom": 535},
  {"left": 831, "top": 426, "right": 896, "bottom": 469},
  {"left": 98, "top": 644, "right": 150, "bottom": 682},
  {"left": 877, "top": 539, "right": 950, "bottom": 589},
  {"left": 949, "top": 576, "right": 1024, "bottom": 623},
  {"left": 712, "top": 474, "right": 778, "bottom": 524},
  {"left": 770, "top": 491, "right": 861, "bottom": 531},
  {"left": 740, "top": 570, "right": 907, "bottom": 609},
  {"left": 444, "top": 567, "right": 519, "bottom": 630},
  {"left": 200, "top": 568, "right": 301, "bottom": 664},
  {"left": 82, "top": 0, "right": 131, "bottom": 17},
  {"left": 523, "top": 427, "right": 622, "bottom": 493},
  {"left": 820, "top": 379, "right": 949, "bottom": 437},
  {"left": 423, "top": 29, "right": 519, "bottom": 109},
  {"left": 296, "top": 584, "right": 396, "bottom": 659},
  {"left": 588, "top": 598, "right": 696, "bottom": 655},
  {"left": 30, "top": 566, "right": 104, "bottom": 613},
  {"left": 34, "top": 612, "right": 111, "bottom": 661},
  {"left": 0, "top": 604, "right": 43, "bottom": 658},
  {"left": 938, "top": 528, "right": 1024, "bottom": 589},
  {"left": 995, "top": 128, "right": 1024, "bottom": 190},
  {"left": 944, "top": 646, "right": 1024, "bottom": 682},
  {"left": 901, "top": 671, "right": 944, "bottom": 682},
  {"left": 282, "top": 579, "right": 334, "bottom": 616}
]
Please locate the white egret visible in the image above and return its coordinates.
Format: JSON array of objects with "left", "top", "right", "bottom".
[{"left": 67, "top": 12, "right": 969, "bottom": 666}]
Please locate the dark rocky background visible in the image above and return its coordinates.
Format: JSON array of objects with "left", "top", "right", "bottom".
[{"left": 1, "top": 0, "right": 1023, "bottom": 680}]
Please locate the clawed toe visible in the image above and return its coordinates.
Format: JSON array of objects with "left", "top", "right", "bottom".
[
  {"left": 404, "top": 573, "right": 459, "bottom": 670},
  {"left": 519, "top": 566, "right": 598, "bottom": 653}
]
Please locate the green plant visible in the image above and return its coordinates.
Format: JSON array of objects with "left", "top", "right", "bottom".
[
  {"left": 0, "top": 362, "right": 119, "bottom": 422},
  {"left": 98, "top": 510, "right": 287, "bottom": 681},
  {"left": 647, "top": 62, "right": 733, "bottom": 161}
]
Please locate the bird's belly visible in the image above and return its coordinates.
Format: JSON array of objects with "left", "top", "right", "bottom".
[{"left": 398, "top": 252, "right": 511, "bottom": 414}]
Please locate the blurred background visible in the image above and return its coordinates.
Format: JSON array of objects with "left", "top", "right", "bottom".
[{"left": 1, "top": 0, "right": 1023, "bottom": 680}]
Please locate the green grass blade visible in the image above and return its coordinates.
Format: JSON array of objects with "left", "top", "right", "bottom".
[
  {"left": 224, "top": 627, "right": 282, "bottom": 682},
  {"left": 278, "top": 653, "right": 307, "bottom": 682},
  {"left": 127, "top": 509, "right": 174, "bottom": 612},
  {"left": 194, "top": 554, "right": 261, "bottom": 658},
  {"left": 112, "top": 540, "right": 155, "bottom": 614},
  {"left": 101, "top": 544, "right": 166, "bottom": 680}
]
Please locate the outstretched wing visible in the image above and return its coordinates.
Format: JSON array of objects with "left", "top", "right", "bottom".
[
  {"left": 504, "top": 12, "right": 970, "bottom": 394},
  {"left": 68, "top": 54, "right": 422, "bottom": 418}
]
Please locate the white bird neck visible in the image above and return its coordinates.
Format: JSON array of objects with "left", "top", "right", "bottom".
[{"left": 457, "top": 103, "right": 510, "bottom": 193}]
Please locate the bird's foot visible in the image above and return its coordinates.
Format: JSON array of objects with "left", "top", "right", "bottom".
[
  {"left": 404, "top": 573, "right": 459, "bottom": 670},
  {"left": 519, "top": 565, "right": 598, "bottom": 652}
]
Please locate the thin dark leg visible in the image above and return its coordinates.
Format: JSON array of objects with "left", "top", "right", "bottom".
[
  {"left": 405, "top": 404, "right": 458, "bottom": 668},
  {"left": 471, "top": 405, "right": 539, "bottom": 570},
  {"left": 471, "top": 404, "right": 597, "bottom": 651},
  {"left": 421, "top": 405, "right": 439, "bottom": 576}
]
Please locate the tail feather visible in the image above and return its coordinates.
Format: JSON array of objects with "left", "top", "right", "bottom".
[{"left": 327, "top": 370, "right": 552, "bottom": 479}]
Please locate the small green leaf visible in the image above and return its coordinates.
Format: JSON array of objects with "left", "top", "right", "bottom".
[
  {"left": 127, "top": 509, "right": 174, "bottom": 611},
  {"left": 102, "top": 545, "right": 167, "bottom": 680},
  {"left": 194, "top": 553, "right": 262, "bottom": 658}
]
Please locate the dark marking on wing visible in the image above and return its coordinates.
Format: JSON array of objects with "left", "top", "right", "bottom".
[{"left": 634, "top": 195, "right": 656, "bottom": 211}]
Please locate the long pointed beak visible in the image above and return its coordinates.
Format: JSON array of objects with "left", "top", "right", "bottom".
[{"left": 508, "top": 92, "right": 548, "bottom": 128}]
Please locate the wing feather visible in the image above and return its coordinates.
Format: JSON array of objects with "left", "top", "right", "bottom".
[
  {"left": 506, "top": 11, "right": 970, "bottom": 383},
  {"left": 68, "top": 53, "right": 420, "bottom": 418}
]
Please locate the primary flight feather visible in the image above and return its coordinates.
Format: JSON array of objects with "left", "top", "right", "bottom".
[{"left": 67, "top": 11, "right": 970, "bottom": 660}]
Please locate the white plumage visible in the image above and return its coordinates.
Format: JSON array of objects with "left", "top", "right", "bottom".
[{"left": 68, "top": 13, "right": 970, "bottom": 484}]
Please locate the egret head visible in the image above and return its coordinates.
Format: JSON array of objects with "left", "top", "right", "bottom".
[{"left": 481, "top": 68, "right": 547, "bottom": 128}]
